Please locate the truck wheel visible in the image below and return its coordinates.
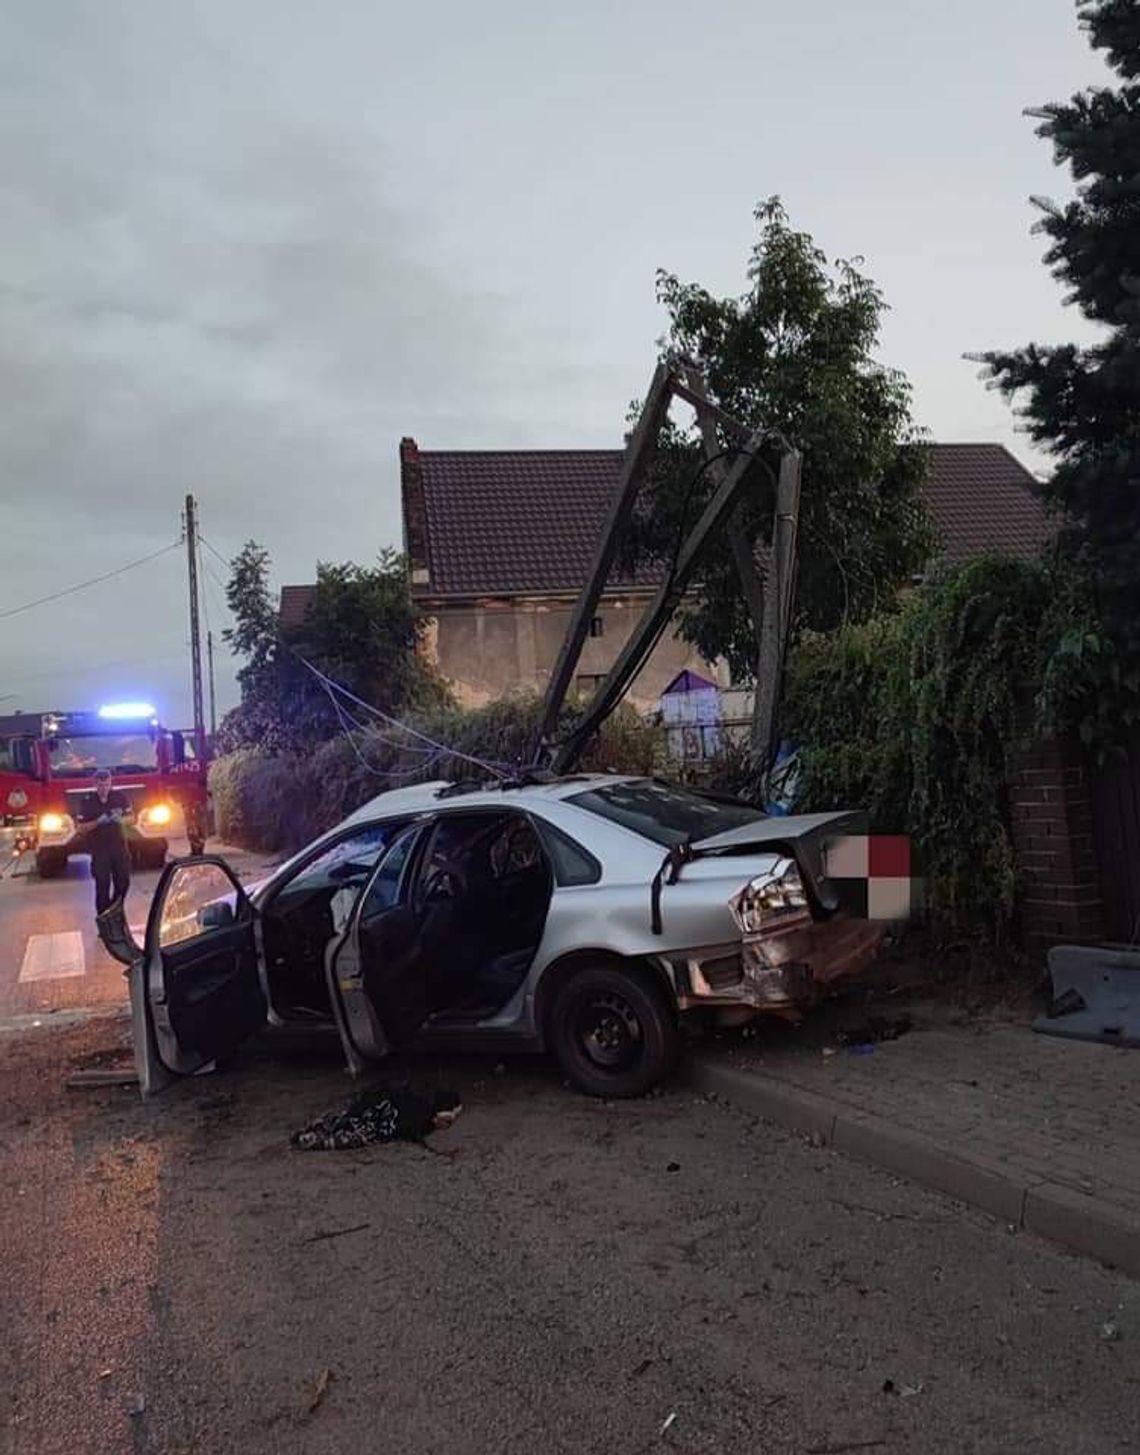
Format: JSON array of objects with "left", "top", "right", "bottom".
[
  {"left": 141, "top": 840, "right": 168, "bottom": 871},
  {"left": 35, "top": 849, "right": 67, "bottom": 879},
  {"left": 547, "top": 963, "right": 678, "bottom": 1099}
]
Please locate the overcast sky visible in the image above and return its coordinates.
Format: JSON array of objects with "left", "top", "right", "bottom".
[{"left": 0, "top": 0, "right": 1107, "bottom": 723}]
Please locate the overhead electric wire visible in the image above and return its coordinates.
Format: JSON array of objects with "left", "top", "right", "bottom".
[
  {"left": 291, "top": 649, "right": 509, "bottom": 779},
  {"left": 198, "top": 534, "right": 232, "bottom": 573},
  {"left": 202, "top": 561, "right": 231, "bottom": 605},
  {"left": 313, "top": 667, "right": 445, "bottom": 782},
  {"left": 0, "top": 541, "right": 181, "bottom": 621}
]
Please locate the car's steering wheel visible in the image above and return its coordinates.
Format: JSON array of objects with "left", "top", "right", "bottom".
[{"left": 423, "top": 865, "right": 466, "bottom": 904}]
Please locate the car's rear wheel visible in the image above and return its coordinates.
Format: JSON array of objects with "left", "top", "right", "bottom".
[{"left": 548, "top": 964, "right": 678, "bottom": 1099}]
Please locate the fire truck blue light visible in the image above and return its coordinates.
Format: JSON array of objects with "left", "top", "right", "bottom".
[{"left": 97, "top": 702, "right": 158, "bottom": 721}]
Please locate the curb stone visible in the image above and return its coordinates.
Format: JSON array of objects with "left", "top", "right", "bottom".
[{"left": 687, "top": 1054, "right": 1140, "bottom": 1280}]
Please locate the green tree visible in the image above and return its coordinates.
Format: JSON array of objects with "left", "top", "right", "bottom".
[
  {"left": 218, "top": 544, "right": 445, "bottom": 752},
  {"left": 626, "top": 199, "right": 934, "bottom": 746},
  {"left": 981, "top": 0, "right": 1140, "bottom": 731},
  {"left": 296, "top": 550, "right": 441, "bottom": 717},
  {"left": 220, "top": 541, "right": 289, "bottom": 751}
]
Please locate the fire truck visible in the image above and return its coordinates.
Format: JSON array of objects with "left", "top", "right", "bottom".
[{"left": 0, "top": 703, "right": 208, "bottom": 877}]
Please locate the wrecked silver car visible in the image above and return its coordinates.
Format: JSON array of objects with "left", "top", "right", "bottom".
[{"left": 100, "top": 776, "right": 885, "bottom": 1099}]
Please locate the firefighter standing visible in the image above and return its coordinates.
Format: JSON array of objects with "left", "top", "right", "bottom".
[{"left": 77, "top": 768, "right": 134, "bottom": 915}]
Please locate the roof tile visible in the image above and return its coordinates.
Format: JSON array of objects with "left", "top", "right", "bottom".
[{"left": 409, "top": 442, "right": 1052, "bottom": 598}]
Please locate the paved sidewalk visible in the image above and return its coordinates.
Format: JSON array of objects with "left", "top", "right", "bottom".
[{"left": 690, "top": 1003, "right": 1140, "bottom": 1278}]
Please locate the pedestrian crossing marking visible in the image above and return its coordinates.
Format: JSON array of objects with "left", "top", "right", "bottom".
[{"left": 19, "top": 932, "right": 86, "bottom": 982}]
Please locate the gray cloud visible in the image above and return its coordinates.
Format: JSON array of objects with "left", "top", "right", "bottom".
[{"left": 0, "top": 0, "right": 1108, "bottom": 719}]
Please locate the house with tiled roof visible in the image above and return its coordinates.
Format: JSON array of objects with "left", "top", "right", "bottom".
[
  {"left": 397, "top": 438, "right": 719, "bottom": 708},
  {"left": 279, "top": 438, "right": 1052, "bottom": 709}
]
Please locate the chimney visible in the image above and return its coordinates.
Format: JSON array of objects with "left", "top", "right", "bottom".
[{"left": 400, "top": 437, "right": 430, "bottom": 589}]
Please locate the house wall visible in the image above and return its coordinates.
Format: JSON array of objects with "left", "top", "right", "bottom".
[{"left": 421, "top": 593, "right": 723, "bottom": 710}]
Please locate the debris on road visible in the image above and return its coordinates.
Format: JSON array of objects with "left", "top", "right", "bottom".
[
  {"left": 836, "top": 1015, "right": 912, "bottom": 1049},
  {"left": 308, "top": 1367, "right": 332, "bottom": 1414},
  {"left": 1034, "top": 945, "right": 1140, "bottom": 1049},
  {"left": 660, "top": 1411, "right": 677, "bottom": 1435},
  {"left": 805, "top": 1442, "right": 886, "bottom": 1455},
  {"left": 1100, "top": 1321, "right": 1122, "bottom": 1343},
  {"left": 290, "top": 1085, "right": 462, "bottom": 1151},
  {"left": 301, "top": 1222, "right": 372, "bottom": 1246},
  {"left": 66, "top": 1067, "right": 138, "bottom": 1090}
]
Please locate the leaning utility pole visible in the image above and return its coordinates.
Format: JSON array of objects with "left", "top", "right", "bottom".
[
  {"left": 537, "top": 358, "right": 802, "bottom": 776},
  {"left": 184, "top": 494, "right": 207, "bottom": 757}
]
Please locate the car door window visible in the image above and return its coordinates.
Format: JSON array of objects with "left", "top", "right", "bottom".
[
  {"left": 359, "top": 824, "right": 421, "bottom": 919},
  {"left": 284, "top": 824, "right": 394, "bottom": 899}
]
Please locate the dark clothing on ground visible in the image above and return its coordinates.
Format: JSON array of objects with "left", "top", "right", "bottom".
[
  {"left": 77, "top": 790, "right": 133, "bottom": 914},
  {"left": 92, "top": 846, "right": 131, "bottom": 916},
  {"left": 291, "top": 1086, "right": 462, "bottom": 1151}
]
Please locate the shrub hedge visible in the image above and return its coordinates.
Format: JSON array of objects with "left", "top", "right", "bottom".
[{"left": 210, "top": 694, "right": 666, "bottom": 856}]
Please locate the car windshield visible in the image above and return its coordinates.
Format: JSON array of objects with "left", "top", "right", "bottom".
[
  {"left": 568, "top": 780, "right": 766, "bottom": 848},
  {"left": 50, "top": 733, "right": 158, "bottom": 777}
]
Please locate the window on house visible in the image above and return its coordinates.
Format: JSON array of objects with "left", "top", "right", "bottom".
[
  {"left": 589, "top": 616, "right": 604, "bottom": 638},
  {"left": 575, "top": 673, "right": 607, "bottom": 698}
]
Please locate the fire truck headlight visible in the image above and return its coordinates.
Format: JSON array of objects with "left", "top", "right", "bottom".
[
  {"left": 39, "top": 812, "right": 71, "bottom": 839},
  {"left": 143, "top": 803, "right": 173, "bottom": 828}
]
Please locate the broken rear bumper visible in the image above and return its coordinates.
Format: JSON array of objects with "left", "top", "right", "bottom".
[{"left": 669, "top": 915, "right": 886, "bottom": 1020}]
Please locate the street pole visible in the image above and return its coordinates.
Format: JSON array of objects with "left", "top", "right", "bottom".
[
  {"left": 206, "top": 629, "right": 217, "bottom": 743},
  {"left": 184, "top": 495, "right": 206, "bottom": 758}
]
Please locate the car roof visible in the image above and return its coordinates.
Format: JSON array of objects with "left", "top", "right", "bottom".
[{"left": 340, "top": 773, "right": 636, "bottom": 826}]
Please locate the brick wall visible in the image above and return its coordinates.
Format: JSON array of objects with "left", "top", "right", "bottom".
[{"left": 1007, "top": 738, "right": 1106, "bottom": 958}]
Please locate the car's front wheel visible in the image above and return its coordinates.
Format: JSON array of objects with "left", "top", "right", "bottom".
[{"left": 548, "top": 964, "right": 678, "bottom": 1099}]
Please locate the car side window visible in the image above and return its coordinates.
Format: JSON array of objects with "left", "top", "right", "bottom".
[
  {"left": 359, "top": 825, "right": 420, "bottom": 918},
  {"left": 284, "top": 824, "right": 394, "bottom": 898},
  {"left": 488, "top": 817, "right": 544, "bottom": 878},
  {"left": 534, "top": 820, "right": 602, "bottom": 887}
]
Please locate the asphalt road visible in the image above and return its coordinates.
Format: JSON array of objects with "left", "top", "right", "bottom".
[
  {"left": 2, "top": 1015, "right": 1138, "bottom": 1455},
  {"left": 0, "top": 837, "right": 279, "bottom": 1028}
]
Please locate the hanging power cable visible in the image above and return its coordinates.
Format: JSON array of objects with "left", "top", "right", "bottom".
[
  {"left": 0, "top": 541, "right": 181, "bottom": 621},
  {"left": 312, "top": 667, "right": 446, "bottom": 782},
  {"left": 202, "top": 561, "right": 231, "bottom": 607},
  {"left": 291, "top": 650, "right": 509, "bottom": 779},
  {"left": 198, "top": 534, "right": 232, "bottom": 573}
]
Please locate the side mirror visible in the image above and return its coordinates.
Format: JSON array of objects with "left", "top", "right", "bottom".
[{"left": 199, "top": 900, "right": 236, "bottom": 931}]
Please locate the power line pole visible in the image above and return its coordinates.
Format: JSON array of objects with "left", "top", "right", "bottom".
[
  {"left": 184, "top": 495, "right": 206, "bottom": 755},
  {"left": 206, "top": 629, "right": 217, "bottom": 741}
]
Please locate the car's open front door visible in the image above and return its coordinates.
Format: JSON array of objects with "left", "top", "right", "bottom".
[
  {"left": 324, "top": 822, "right": 427, "bottom": 1076},
  {"left": 131, "top": 856, "right": 266, "bottom": 1096}
]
